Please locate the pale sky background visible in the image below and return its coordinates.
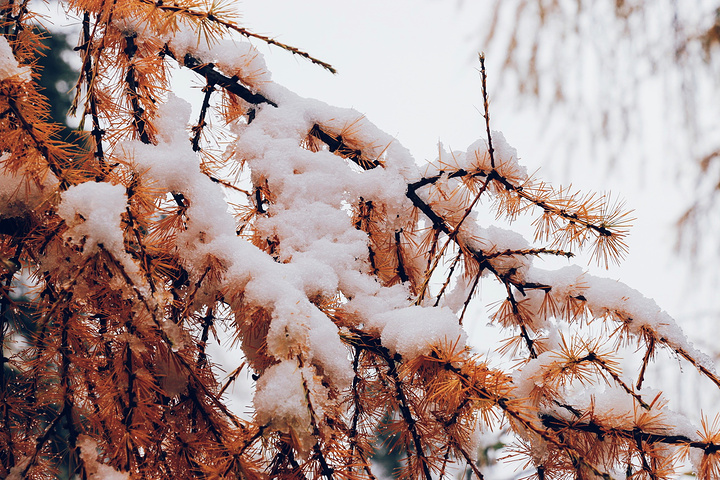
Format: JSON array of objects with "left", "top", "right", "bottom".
[{"left": 236, "top": 1, "right": 694, "bottom": 314}]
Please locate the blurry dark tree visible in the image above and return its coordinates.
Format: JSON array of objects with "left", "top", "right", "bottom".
[
  {"left": 35, "top": 27, "right": 78, "bottom": 134},
  {"left": 1, "top": 25, "right": 80, "bottom": 480}
]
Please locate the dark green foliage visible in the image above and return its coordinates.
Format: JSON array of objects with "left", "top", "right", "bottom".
[{"left": 34, "top": 26, "right": 78, "bottom": 135}]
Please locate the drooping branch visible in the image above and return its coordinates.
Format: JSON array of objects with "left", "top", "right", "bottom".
[{"left": 540, "top": 414, "right": 720, "bottom": 453}]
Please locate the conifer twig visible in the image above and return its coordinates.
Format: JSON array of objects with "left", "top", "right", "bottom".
[
  {"left": 479, "top": 53, "right": 495, "bottom": 169},
  {"left": 138, "top": 0, "right": 337, "bottom": 73},
  {"left": 191, "top": 81, "right": 215, "bottom": 152}
]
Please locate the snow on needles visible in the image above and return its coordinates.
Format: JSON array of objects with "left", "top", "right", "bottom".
[
  {"left": 57, "top": 182, "right": 139, "bottom": 279},
  {"left": 370, "top": 305, "right": 467, "bottom": 358},
  {"left": 78, "top": 436, "right": 130, "bottom": 480},
  {"left": 126, "top": 22, "right": 712, "bottom": 448},
  {"left": 526, "top": 265, "right": 715, "bottom": 373},
  {"left": 0, "top": 36, "right": 31, "bottom": 82},
  {"left": 19, "top": 16, "right": 709, "bottom": 461}
]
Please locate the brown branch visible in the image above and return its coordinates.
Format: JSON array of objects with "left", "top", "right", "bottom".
[
  {"left": 409, "top": 166, "right": 628, "bottom": 262},
  {"left": 581, "top": 351, "right": 649, "bottom": 410},
  {"left": 484, "top": 247, "right": 573, "bottom": 260},
  {"left": 614, "top": 310, "right": 720, "bottom": 390},
  {"left": 425, "top": 227, "right": 442, "bottom": 273},
  {"left": 191, "top": 81, "right": 215, "bottom": 153},
  {"left": 123, "top": 33, "right": 152, "bottom": 144},
  {"left": 79, "top": 12, "right": 108, "bottom": 179},
  {"left": 410, "top": 174, "right": 492, "bottom": 302},
  {"left": 637, "top": 334, "right": 656, "bottom": 390},
  {"left": 20, "top": 407, "right": 66, "bottom": 477},
  {"left": 296, "top": 356, "right": 335, "bottom": 480},
  {"left": 635, "top": 434, "right": 660, "bottom": 480},
  {"left": 349, "top": 330, "right": 622, "bottom": 479},
  {"left": 493, "top": 173, "right": 622, "bottom": 240},
  {"left": 394, "top": 229, "right": 409, "bottom": 284},
  {"left": 479, "top": 53, "right": 495, "bottom": 169},
  {"left": 458, "top": 270, "right": 482, "bottom": 325},
  {"left": 5, "top": 96, "right": 75, "bottom": 190},
  {"left": 433, "top": 248, "right": 464, "bottom": 307},
  {"left": 217, "top": 363, "right": 244, "bottom": 398},
  {"left": 458, "top": 443, "right": 485, "bottom": 479},
  {"left": 447, "top": 368, "right": 615, "bottom": 479},
  {"left": 196, "top": 307, "right": 214, "bottom": 368},
  {"left": 100, "top": 249, "right": 244, "bottom": 431},
  {"left": 138, "top": 0, "right": 336, "bottom": 73},
  {"left": 206, "top": 174, "right": 252, "bottom": 196},
  {"left": 540, "top": 414, "right": 720, "bottom": 453},
  {"left": 1, "top": 0, "right": 14, "bottom": 36},
  {"left": 674, "top": 343, "right": 720, "bottom": 389},
  {"left": 173, "top": 49, "right": 384, "bottom": 180},
  {"left": 181, "top": 53, "right": 277, "bottom": 107},
  {"left": 3, "top": 0, "right": 32, "bottom": 42},
  {"left": 347, "top": 346, "right": 377, "bottom": 479},
  {"left": 0, "top": 239, "right": 23, "bottom": 472},
  {"left": 270, "top": 439, "right": 308, "bottom": 479},
  {"left": 347, "top": 332, "right": 436, "bottom": 480},
  {"left": 59, "top": 308, "right": 81, "bottom": 476},
  {"left": 124, "top": 204, "right": 158, "bottom": 294},
  {"left": 406, "top": 176, "right": 453, "bottom": 235},
  {"left": 502, "top": 281, "right": 538, "bottom": 359},
  {"left": 307, "top": 124, "right": 381, "bottom": 170}
]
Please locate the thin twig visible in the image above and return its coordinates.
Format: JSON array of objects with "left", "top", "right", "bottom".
[{"left": 479, "top": 53, "right": 495, "bottom": 169}]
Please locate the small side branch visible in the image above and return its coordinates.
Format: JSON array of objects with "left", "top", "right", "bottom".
[
  {"left": 79, "top": 12, "right": 108, "bottom": 178},
  {"left": 191, "top": 81, "right": 216, "bottom": 152},
  {"left": 123, "top": 33, "right": 152, "bottom": 144},
  {"left": 540, "top": 414, "right": 720, "bottom": 452},
  {"left": 307, "top": 124, "right": 381, "bottom": 170},
  {"left": 478, "top": 53, "right": 495, "bottom": 168},
  {"left": 181, "top": 54, "right": 277, "bottom": 107},
  {"left": 139, "top": 0, "right": 336, "bottom": 72}
]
